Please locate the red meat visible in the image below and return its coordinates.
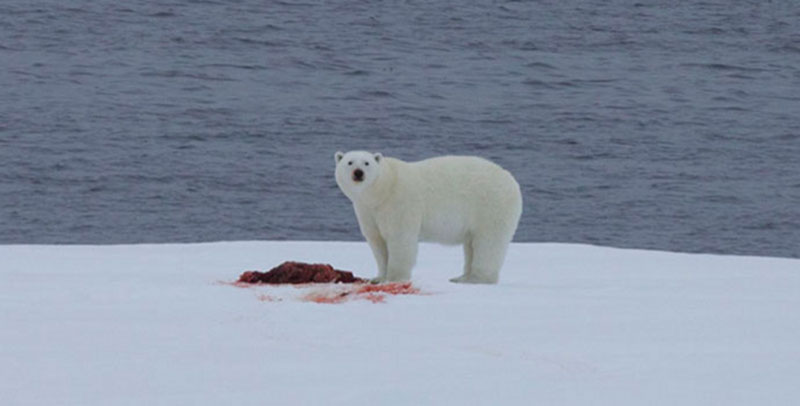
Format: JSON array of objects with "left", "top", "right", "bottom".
[{"left": 237, "top": 261, "right": 365, "bottom": 284}]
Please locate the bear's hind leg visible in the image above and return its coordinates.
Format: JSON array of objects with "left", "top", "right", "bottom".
[
  {"left": 462, "top": 235, "right": 510, "bottom": 284},
  {"left": 449, "top": 238, "right": 474, "bottom": 283}
]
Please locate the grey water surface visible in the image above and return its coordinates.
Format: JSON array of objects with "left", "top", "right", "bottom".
[{"left": 1, "top": 0, "right": 799, "bottom": 258}]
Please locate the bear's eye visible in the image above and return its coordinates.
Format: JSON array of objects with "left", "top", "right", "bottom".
[
  {"left": 365, "top": 162, "right": 369, "bottom": 166},
  {"left": 348, "top": 161, "right": 353, "bottom": 166}
]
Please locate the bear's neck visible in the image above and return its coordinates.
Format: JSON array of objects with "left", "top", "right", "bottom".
[{"left": 359, "top": 159, "right": 397, "bottom": 209}]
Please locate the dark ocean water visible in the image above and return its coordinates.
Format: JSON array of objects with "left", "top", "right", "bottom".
[{"left": 1, "top": 0, "right": 799, "bottom": 258}]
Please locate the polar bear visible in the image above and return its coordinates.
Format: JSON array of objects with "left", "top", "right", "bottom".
[{"left": 334, "top": 150, "right": 522, "bottom": 284}]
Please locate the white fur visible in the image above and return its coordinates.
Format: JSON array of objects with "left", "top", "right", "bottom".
[{"left": 335, "top": 151, "right": 522, "bottom": 284}]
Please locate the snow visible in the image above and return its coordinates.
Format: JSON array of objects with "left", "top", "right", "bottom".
[{"left": 1, "top": 241, "right": 799, "bottom": 405}]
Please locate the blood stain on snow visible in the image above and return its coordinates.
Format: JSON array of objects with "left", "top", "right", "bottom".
[
  {"left": 302, "top": 282, "right": 420, "bottom": 304},
  {"left": 303, "top": 290, "right": 351, "bottom": 304},
  {"left": 356, "top": 282, "right": 420, "bottom": 296},
  {"left": 228, "top": 262, "right": 422, "bottom": 304},
  {"left": 361, "top": 293, "right": 386, "bottom": 303}
]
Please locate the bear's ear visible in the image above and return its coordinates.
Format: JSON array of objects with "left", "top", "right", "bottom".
[
  {"left": 374, "top": 152, "right": 383, "bottom": 163},
  {"left": 335, "top": 151, "right": 344, "bottom": 163}
]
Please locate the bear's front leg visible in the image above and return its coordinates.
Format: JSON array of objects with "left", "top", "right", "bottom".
[
  {"left": 385, "top": 236, "right": 418, "bottom": 282},
  {"left": 366, "top": 234, "right": 388, "bottom": 283}
]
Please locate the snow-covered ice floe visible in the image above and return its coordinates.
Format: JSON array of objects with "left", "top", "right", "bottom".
[{"left": 1, "top": 241, "right": 799, "bottom": 405}]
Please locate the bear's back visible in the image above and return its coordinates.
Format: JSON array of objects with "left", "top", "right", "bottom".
[
  {"left": 411, "top": 155, "right": 517, "bottom": 198},
  {"left": 404, "top": 156, "right": 521, "bottom": 240}
]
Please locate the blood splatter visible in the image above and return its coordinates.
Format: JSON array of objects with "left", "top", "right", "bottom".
[
  {"left": 356, "top": 282, "right": 420, "bottom": 296},
  {"left": 303, "top": 290, "right": 351, "bottom": 304},
  {"left": 301, "top": 282, "right": 420, "bottom": 304},
  {"left": 230, "top": 263, "right": 422, "bottom": 304}
]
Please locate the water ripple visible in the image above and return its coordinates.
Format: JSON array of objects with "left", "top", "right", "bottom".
[{"left": 1, "top": 0, "right": 798, "bottom": 258}]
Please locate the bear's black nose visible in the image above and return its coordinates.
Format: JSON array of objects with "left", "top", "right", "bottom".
[{"left": 353, "top": 169, "right": 364, "bottom": 181}]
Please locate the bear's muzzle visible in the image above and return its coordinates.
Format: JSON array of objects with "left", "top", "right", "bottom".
[{"left": 353, "top": 169, "right": 364, "bottom": 182}]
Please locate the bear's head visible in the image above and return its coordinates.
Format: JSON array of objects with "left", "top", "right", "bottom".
[{"left": 334, "top": 150, "right": 383, "bottom": 200}]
